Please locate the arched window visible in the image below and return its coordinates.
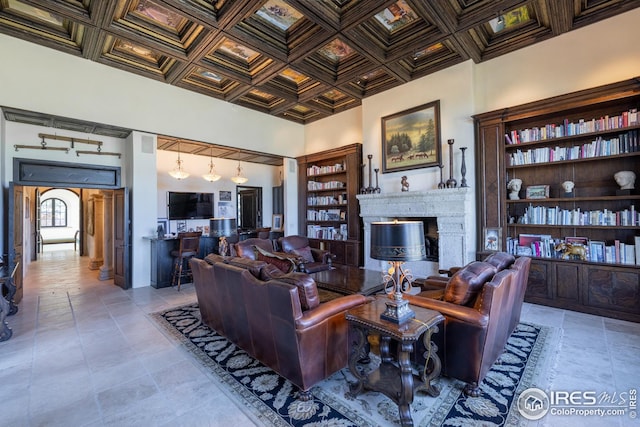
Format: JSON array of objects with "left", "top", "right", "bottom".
[{"left": 41, "top": 198, "right": 67, "bottom": 227}]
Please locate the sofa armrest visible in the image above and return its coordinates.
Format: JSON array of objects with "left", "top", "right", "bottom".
[
  {"left": 417, "top": 277, "right": 449, "bottom": 291},
  {"left": 406, "top": 295, "right": 488, "bottom": 327},
  {"left": 296, "top": 294, "right": 370, "bottom": 329}
]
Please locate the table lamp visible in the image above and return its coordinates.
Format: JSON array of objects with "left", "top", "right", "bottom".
[
  {"left": 210, "top": 218, "right": 237, "bottom": 256},
  {"left": 371, "top": 220, "right": 426, "bottom": 324}
]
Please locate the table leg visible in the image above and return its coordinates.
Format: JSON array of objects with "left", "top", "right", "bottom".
[
  {"left": 416, "top": 325, "right": 441, "bottom": 397},
  {"left": 0, "top": 293, "right": 12, "bottom": 342},
  {"left": 347, "top": 325, "right": 368, "bottom": 397},
  {"left": 397, "top": 340, "right": 415, "bottom": 427},
  {"left": 1, "top": 276, "right": 18, "bottom": 316}
]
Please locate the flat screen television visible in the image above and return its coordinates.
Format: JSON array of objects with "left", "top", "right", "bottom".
[{"left": 167, "top": 192, "right": 215, "bottom": 220}]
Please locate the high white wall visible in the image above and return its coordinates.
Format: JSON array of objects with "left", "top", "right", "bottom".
[
  {"left": 0, "top": 34, "right": 305, "bottom": 157},
  {"left": 473, "top": 8, "right": 640, "bottom": 114}
]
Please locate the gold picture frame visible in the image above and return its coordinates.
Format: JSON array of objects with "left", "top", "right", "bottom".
[{"left": 381, "top": 100, "right": 442, "bottom": 173}]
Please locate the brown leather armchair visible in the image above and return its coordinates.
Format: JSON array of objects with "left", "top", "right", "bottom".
[
  {"left": 417, "top": 252, "right": 515, "bottom": 293},
  {"left": 405, "top": 256, "right": 531, "bottom": 397},
  {"left": 278, "top": 235, "right": 335, "bottom": 273}
]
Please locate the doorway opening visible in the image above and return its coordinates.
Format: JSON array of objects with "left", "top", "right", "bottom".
[
  {"left": 236, "top": 186, "right": 262, "bottom": 231},
  {"left": 37, "top": 188, "right": 81, "bottom": 254}
]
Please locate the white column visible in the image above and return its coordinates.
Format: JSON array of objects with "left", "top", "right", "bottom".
[
  {"left": 89, "top": 194, "right": 104, "bottom": 270},
  {"left": 99, "top": 190, "right": 114, "bottom": 280}
]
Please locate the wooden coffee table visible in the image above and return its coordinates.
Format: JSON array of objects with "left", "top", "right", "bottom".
[
  {"left": 310, "top": 264, "right": 386, "bottom": 296},
  {"left": 346, "top": 296, "right": 444, "bottom": 427}
]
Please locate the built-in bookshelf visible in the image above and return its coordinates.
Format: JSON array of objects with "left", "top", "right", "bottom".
[
  {"left": 474, "top": 77, "right": 640, "bottom": 323},
  {"left": 297, "top": 143, "right": 363, "bottom": 267}
]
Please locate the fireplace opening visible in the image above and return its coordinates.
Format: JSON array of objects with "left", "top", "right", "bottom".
[{"left": 398, "top": 217, "right": 438, "bottom": 262}]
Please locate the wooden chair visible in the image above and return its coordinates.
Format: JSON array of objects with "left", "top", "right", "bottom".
[{"left": 170, "top": 232, "right": 201, "bottom": 291}]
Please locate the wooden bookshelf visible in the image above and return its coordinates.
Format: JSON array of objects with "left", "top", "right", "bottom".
[
  {"left": 474, "top": 77, "right": 640, "bottom": 322},
  {"left": 297, "top": 143, "right": 363, "bottom": 267}
]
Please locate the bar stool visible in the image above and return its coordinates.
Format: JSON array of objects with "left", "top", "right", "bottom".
[{"left": 171, "top": 232, "right": 201, "bottom": 291}]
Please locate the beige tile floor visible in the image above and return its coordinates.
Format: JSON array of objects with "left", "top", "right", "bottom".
[{"left": 0, "top": 247, "right": 638, "bottom": 426}]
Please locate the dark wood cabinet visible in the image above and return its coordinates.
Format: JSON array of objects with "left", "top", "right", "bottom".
[
  {"left": 147, "top": 235, "right": 216, "bottom": 288},
  {"left": 474, "top": 77, "right": 640, "bottom": 322},
  {"left": 297, "top": 143, "right": 363, "bottom": 267}
]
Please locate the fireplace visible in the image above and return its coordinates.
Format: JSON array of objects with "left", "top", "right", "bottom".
[{"left": 357, "top": 188, "right": 475, "bottom": 278}]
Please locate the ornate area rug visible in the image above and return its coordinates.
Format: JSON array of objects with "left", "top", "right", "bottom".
[{"left": 151, "top": 303, "right": 560, "bottom": 426}]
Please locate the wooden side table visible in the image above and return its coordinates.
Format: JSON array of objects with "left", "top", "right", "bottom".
[{"left": 346, "top": 296, "right": 444, "bottom": 427}]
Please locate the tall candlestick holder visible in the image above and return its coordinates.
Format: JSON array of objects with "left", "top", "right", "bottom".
[
  {"left": 374, "top": 168, "right": 381, "bottom": 193},
  {"left": 360, "top": 154, "right": 377, "bottom": 194},
  {"left": 446, "top": 139, "right": 457, "bottom": 188},
  {"left": 460, "top": 147, "right": 469, "bottom": 188},
  {"left": 438, "top": 164, "right": 446, "bottom": 189}
]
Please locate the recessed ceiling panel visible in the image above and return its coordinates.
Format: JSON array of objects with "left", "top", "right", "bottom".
[{"left": 0, "top": 0, "right": 634, "bottom": 123}]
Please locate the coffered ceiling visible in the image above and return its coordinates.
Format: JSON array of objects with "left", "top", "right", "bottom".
[{"left": 1, "top": 0, "right": 637, "bottom": 126}]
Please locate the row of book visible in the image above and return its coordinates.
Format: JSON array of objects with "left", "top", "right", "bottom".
[
  {"left": 307, "top": 180, "right": 345, "bottom": 191},
  {"left": 508, "top": 130, "right": 639, "bottom": 166},
  {"left": 506, "top": 234, "right": 640, "bottom": 265},
  {"left": 307, "top": 194, "right": 347, "bottom": 206},
  {"left": 505, "top": 108, "right": 639, "bottom": 144},
  {"left": 306, "top": 224, "right": 348, "bottom": 241},
  {"left": 307, "top": 163, "right": 344, "bottom": 176},
  {"left": 517, "top": 204, "right": 638, "bottom": 226},
  {"left": 307, "top": 208, "right": 343, "bottom": 221}
]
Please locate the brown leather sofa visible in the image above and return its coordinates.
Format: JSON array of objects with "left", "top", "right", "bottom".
[
  {"left": 278, "top": 235, "right": 335, "bottom": 273},
  {"left": 190, "top": 254, "right": 369, "bottom": 399},
  {"left": 233, "top": 237, "right": 300, "bottom": 273},
  {"left": 405, "top": 255, "right": 531, "bottom": 397}
]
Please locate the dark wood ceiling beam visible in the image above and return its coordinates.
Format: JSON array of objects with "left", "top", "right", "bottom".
[{"left": 546, "top": 0, "right": 573, "bottom": 34}]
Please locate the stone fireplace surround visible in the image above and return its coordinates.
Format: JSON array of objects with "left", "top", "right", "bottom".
[{"left": 357, "top": 188, "right": 475, "bottom": 278}]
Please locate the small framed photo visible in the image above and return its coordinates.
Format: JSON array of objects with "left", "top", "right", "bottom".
[
  {"left": 483, "top": 227, "right": 502, "bottom": 251},
  {"left": 157, "top": 218, "right": 168, "bottom": 235},
  {"left": 566, "top": 236, "right": 589, "bottom": 246},
  {"left": 272, "top": 214, "right": 284, "bottom": 232},
  {"left": 526, "top": 185, "right": 550, "bottom": 199},
  {"left": 219, "top": 191, "right": 232, "bottom": 202}
]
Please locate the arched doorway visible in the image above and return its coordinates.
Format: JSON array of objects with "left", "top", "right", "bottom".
[{"left": 37, "top": 188, "right": 80, "bottom": 254}]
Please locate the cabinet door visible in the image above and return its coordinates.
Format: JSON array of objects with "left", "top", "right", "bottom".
[
  {"left": 524, "top": 259, "right": 552, "bottom": 302},
  {"left": 344, "top": 241, "right": 361, "bottom": 267},
  {"left": 583, "top": 265, "right": 640, "bottom": 316},
  {"left": 554, "top": 262, "right": 580, "bottom": 303},
  {"left": 327, "top": 241, "right": 345, "bottom": 264}
]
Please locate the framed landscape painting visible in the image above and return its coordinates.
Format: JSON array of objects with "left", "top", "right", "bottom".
[{"left": 381, "top": 100, "right": 441, "bottom": 173}]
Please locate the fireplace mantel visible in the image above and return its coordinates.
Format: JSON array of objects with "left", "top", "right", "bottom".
[{"left": 357, "top": 188, "right": 475, "bottom": 277}]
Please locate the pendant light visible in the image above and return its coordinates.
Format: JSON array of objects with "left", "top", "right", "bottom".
[
  {"left": 202, "top": 148, "right": 221, "bottom": 182},
  {"left": 168, "top": 141, "right": 189, "bottom": 180},
  {"left": 230, "top": 160, "right": 248, "bottom": 184}
]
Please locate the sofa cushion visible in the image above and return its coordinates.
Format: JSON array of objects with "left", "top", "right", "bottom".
[
  {"left": 292, "top": 246, "right": 315, "bottom": 263},
  {"left": 234, "top": 242, "right": 257, "bottom": 260},
  {"left": 224, "top": 257, "right": 267, "bottom": 278},
  {"left": 259, "top": 263, "right": 286, "bottom": 281},
  {"left": 443, "top": 261, "right": 497, "bottom": 306},
  {"left": 204, "top": 254, "right": 227, "bottom": 265},
  {"left": 255, "top": 245, "right": 295, "bottom": 273},
  {"left": 275, "top": 273, "right": 320, "bottom": 310},
  {"left": 483, "top": 252, "right": 516, "bottom": 271}
]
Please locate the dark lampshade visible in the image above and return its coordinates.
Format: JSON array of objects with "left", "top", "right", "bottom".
[
  {"left": 209, "top": 218, "right": 237, "bottom": 237},
  {"left": 370, "top": 220, "right": 426, "bottom": 262}
]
